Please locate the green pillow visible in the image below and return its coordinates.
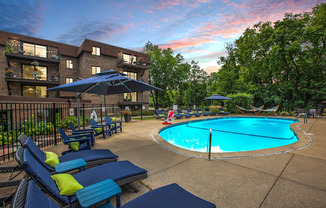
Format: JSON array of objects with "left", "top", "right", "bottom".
[
  {"left": 51, "top": 174, "right": 83, "bottom": 196},
  {"left": 110, "top": 124, "right": 115, "bottom": 129},
  {"left": 189, "top": 112, "right": 194, "bottom": 114},
  {"left": 70, "top": 140, "right": 79, "bottom": 151},
  {"left": 220, "top": 111, "right": 224, "bottom": 113},
  {"left": 111, "top": 117, "right": 116, "bottom": 121},
  {"left": 95, "top": 128, "right": 103, "bottom": 134},
  {"left": 159, "top": 114, "right": 165, "bottom": 116},
  {"left": 198, "top": 111, "right": 202, "bottom": 113},
  {"left": 180, "top": 113, "right": 184, "bottom": 115},
  {"left": 45, "top": 151, "right": 59, "bottom": 168}
]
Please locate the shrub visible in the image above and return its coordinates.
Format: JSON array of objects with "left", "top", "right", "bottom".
[{"left": 224, "top": 93, "right": 254, "bottom": 114}]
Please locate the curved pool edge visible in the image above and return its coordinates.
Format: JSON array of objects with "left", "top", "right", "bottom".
[{"left": 152, "top": 116, "right": 312, "bottom": 159}]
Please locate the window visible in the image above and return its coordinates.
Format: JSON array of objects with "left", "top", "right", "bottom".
[
  {"left": 23, "top": 86, "right": 47, "bottom": 98},
  {"left": 91, "top": 47, "right": 100, "bottom": 56},
  {"left": 122, "top": 54, "right": 136, "bottom": 64},
  {"left": 22, "top": 65, "right": 47, "bottom": 80},
  {"left": 66, "top": 60, "right": 73, "bottom": 69},
  {"left": 23, "top": 43, "right": 47, "bottom": 58},
  {"left": 92, "top": 66, "right": 101, "bottom": 75},
  {"left": 66, "top": 77, "right": 73, "bottom": 84},
  {"left": 123, "top": 72, "right": 138, "bottom": 101}
]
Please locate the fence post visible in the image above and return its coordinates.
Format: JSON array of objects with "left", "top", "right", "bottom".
[
  {"left": 53, "top": 103, "right": 57, "bottom": 145},
  {"left": 100, "top": 104, "right": 103, "bottom": 124},
  {"left": 208, "top": 128, "right": 212, "bottom": 161},
  {"left": 141, "top": 104, "right": 143, "bottom": 120},
  {"left": 83, "top": 104, "right": 85, "bottom": 129}
]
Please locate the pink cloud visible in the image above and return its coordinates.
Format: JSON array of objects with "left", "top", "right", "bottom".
[
  {"left": 204, "top": 66, "right": 221, "bottom": 74},
  {"left": 157, "top": 0, "right": 185, "bottom": 10}
]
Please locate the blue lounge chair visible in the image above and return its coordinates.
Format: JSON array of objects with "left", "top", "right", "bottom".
[
  {"left": 90, "top": 119, "right": 112, "bottom": 138},
  {"left": 177, "top": 109, "right": 192, "bottom": 118},
  {"left": 205, "top": 108, "right": 216, "bottom": 116},
  {"left": 173, "top": 110, "right": 183, "bottom": 119},
  {"left": 197, "top": 108, "right": 209, "bottom": 116},
  {"left": 187, "top": 108, "right": 200, "bottom": 117},
  {"left": 218, "top": 108, "right": 229, "bottom": 115},
  {"left": 58, "top": 127, "right": 92, "bottom": 153},
  {"left": 18, "top": 135, "right": 118, "bottom": 173},
  {"left": 155, "top": 110, "right": 167, "bottom": 119},
  {"left": 13, "top": 179, "right": 216, "bottom": 208},
  {"left": 15, "top": 147, "right": 147, "bottom": 207},
  {"left": 69, "top": 122, "right": 95, "bottom": 146},
  {"left": 105, "top": 116, "right": 122, "bottom": 133}
]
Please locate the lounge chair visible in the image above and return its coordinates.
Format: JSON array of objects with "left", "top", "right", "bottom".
[
  {"left": 18, "top": 135, "right": 118, "bottom": 173},
  {"left": 205, "top": 108, "right": 216, "bottom": 116},
  {"left": 13, "top": 179, "right": 216, "bottom": 208},
  {"left": 58, "top": 127, "right": 92, "bottom": 153},
  {"left": 155, "top": 110, "right": 167, "bottom": 119},
  {"left": 90, "top": 119, "right": 112, "bottom": 138},
  {"left": 105, "top": 116, "right": 122, "bottom": 133},
  {"left": 172, "top": 110, "right": 183, "bottom": 119},
  {"left": 15, "top": 147, "right": 147, "bottom": 206},
  {"left": 177, "top": 109, "right": 192, "bottom": 118},
  {"left": 218, "top": 108, "right": 229, "bottom": 115},
  {"left": 197, "top": 108, "right": 209, "bottom": 116},
  {"left": 69, "top": 122, "right": 95, "bottom": 146},
  {"left": 308, "top": 109, "right": 316, "bottom": 118},
  {"left": 187, "top": 108, "right": 200, "bottom": 117}
]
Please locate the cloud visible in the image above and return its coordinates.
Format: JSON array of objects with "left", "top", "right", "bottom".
[
  {"left": 0, "top": 0, "right": 45, "bottom": 36},
  {"left": 156, "top": 0, "right": 211, "bottom": 10},
  {"left": 57, "top": 20, "right": 127, "bottom": 45},
  {"left": 203, "top": 65, "right": 221, "bottom": 74}
]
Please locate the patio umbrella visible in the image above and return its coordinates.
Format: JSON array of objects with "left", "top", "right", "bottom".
[
  {"left": 203, "top": 94, "right": 231, "bottom": 106},
  {"left": 48, "top": 69, "right": 161, "bottom": 128}
]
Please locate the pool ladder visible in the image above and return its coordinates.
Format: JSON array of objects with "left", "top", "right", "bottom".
[
  {"left": 296, "top": 113, "right": 307, "bottom": 123},
  {"left": 208, "top": 128, "right": 212, "bottom": 160}
]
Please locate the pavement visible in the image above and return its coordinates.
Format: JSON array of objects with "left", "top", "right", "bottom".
[{"left": 1, "top": 115, "right": 326, "bottom": 207}]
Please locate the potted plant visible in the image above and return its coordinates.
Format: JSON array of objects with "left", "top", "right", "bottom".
[
  {"left": 122, "top": 109, "right": 131, "bottom": 122},
  {"left": 3, "top": 42, "right": 15, "bottom": 60},
  {"left": 31, "top": 60, "right": 39, "bottom": 66},
  {"left": 5, "top": 69, "right": 14, "bottom": 77}
]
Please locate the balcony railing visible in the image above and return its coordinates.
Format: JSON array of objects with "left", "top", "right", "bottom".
[
  {"left": 7, "top": 39, "right": 60, "bottom": 61},
  {"left": 5, "top": 72, "right": 60, "bottom": 85}
]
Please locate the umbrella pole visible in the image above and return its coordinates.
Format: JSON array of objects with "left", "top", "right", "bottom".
[
  {"left": 104, "top": 95, "right": 106, "bottom": 115},
  {"left": 77, "top": 93, "right": 81, "bottom": 130}
]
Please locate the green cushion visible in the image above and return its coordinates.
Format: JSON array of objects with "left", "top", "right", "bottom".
[
  {"left": 95, "top": 128, "right": 103, "bottom": 134},
  {"left": 45, "top": 151, "right": 59, "bottom": 168},
  {"left": 70, "top": 140, "right": 79, "bottom": 151},
  {"left": 189, "top": 112, "right": 194, "bottom": 114},
  {"left": 180, "top": 113, "right": 184, "bottom": 115},
  {"left": 220, "top": 111, "right": 224, "bottom": 113},
  {"left": 111, "top": 117, "right": 116, "bottom": 121},
  {"left": 198, "top": 111, "right": 202, "bottom": 113},
  {"left": 110, "top": 124, "right": 115, "bottom": 129},
  {"left": 159, "top": 114, "right": 165, "bottom": 116},
  {"left": 51, "top": 174, "right": 83, "bottom": 196}
]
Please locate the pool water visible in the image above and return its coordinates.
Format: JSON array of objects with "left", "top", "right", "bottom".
[{"left": 159, "top": 117, "right": 298, "bottom": 152}]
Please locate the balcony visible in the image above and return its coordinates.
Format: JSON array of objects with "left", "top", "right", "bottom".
[
  {"left": 6, "top": 39, "right": 60, "bottom": 64},
  {"left": 5, "top": 73, "right": 60, "bottom": 86},
  {"left": 117, "top": 60, "right": 148, "bottom": 70}
]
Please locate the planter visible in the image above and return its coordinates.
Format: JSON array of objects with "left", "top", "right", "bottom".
[
  {"left": 5, "top": 74, "right": 14, "bottom": 77},
  {"left": 124, "top": 114, "right": 131, "bottom": 122}
]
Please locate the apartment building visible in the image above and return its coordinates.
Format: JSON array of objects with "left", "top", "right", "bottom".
[{"left": 0, "top": 30, "right": 150, "bottom": 110}]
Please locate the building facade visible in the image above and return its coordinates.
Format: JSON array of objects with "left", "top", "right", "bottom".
[{"left": 0, "top": 30, "right": 150, "bottom": 110}]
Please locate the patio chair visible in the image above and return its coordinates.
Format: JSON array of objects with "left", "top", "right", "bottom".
[
  {"left": 316, "top": 109, "right": 322, "bottom": 118},
  {"left": 105, "top": 116, "right": 122, "bottom": 133},
  {"left": 58, "top": 127, "right": 92, "bottom": 154},
  {"left": 197, "top": 108, "right": 209, "bottom": 116},
  {"left": 187, "top": 108, "right": 200, "bottom": 117},
  {"left": 218, "top": 108, "right": 229, "bottom": 115},
  {"left": 90, "top": 119, "right": 112, "bottom": 138},
  {"left": 69, "top": 122, "right": 95, "bottom": 146},
  {"left": 18, "top": 135, "right": 118, "bottom": 173},
  {"left": 172, "top": 110, "right": 183, "bottom": 119},
  {"left": 308, "top": 109, "right": 317, "bottom": 118},
  {"left": 155, "top": 110, "right": 167, "bottom": 119},
  {"left": 177, "top": 109, "right": 192, "bottom": 118},
  {"left": 15, "top": 147, "right": 147, "bottom": 207},
  {"left": 205, "top": 108, "right": 216, "bottom": 116},
  {"left": 12, "top": 179, "right": 216, "bottom": 208}
]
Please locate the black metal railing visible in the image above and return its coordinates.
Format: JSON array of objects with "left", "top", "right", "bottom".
[{"left": 0, "top": 102, "right": 121, "bottom": 161}]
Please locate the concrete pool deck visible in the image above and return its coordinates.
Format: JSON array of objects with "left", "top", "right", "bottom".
[{"left": 2, "top": 115, "right": 326, "bottom": 207}]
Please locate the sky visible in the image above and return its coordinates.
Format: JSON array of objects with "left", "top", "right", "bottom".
[{"left": 0, "top": 0, "right": 323, "bottom": 74}]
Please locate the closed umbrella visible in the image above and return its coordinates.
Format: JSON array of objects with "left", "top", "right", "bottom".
[{"left": 48, "top": 70, "right": 161, "bottom": 128}]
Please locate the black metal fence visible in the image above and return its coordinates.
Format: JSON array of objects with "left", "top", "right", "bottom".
[{"left": 0, "top": 102, "right": 121, "bottom": 161}]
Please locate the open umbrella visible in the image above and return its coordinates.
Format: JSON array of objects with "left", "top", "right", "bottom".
[
  {"left": 204, "top": 94, "right": 231, "bottom": 100},
  {"left": 48, "top": 69, "right": 161, "bottom": 128}
]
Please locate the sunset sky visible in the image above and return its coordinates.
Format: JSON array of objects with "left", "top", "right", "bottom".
[{"left": 0, "top": 0, "right": 323, "bottom": 73}]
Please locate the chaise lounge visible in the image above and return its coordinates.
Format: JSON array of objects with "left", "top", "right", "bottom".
[
  {"left": 18, "top": 134, "right": 118, "bottom": 173},
  {"left": 12, "top": 179, "right": 216, "bottom": 208}
]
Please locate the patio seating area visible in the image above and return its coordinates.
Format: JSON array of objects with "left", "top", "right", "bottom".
[{"left": 1, "top": 115, "right": 326, "bottom": 207}]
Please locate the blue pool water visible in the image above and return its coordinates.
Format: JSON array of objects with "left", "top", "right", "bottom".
[{"left": 159, "top": 117, "right": 298, "bottom": 152}]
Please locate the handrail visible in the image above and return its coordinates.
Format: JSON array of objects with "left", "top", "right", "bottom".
[{"left": 208, "top": 128, "right": 212, "bottom": 161}]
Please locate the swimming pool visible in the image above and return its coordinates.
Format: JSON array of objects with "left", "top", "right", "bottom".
[{"left": 159, "top": 117, "right": 298, "bottom": 152}]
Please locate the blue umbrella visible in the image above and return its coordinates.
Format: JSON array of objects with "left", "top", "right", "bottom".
[
  {"left": 204, "top": 94, "right": 231, "bottom": 100},
  {"left": 48, "top": 69, "right": 161, "bottom": 128}
]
